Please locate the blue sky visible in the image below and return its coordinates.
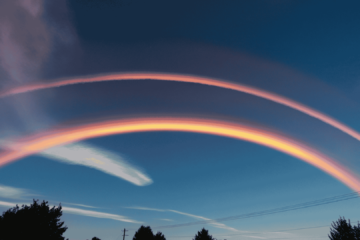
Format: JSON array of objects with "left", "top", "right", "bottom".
[{"left": 0, "top": 1, "right": 360, "bottom": 240}]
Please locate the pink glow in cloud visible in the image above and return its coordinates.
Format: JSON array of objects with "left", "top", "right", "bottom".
[
  {"left": 0, "top": 0, "right": 75, "bottom": 83},
  {"left": 0, "top": 0, "right": 49, "bottom": 83}
]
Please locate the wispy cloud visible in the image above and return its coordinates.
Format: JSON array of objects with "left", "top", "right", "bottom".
[
  {"left": 128, "top": 207, "right": 296, "bottom": 239},
  {"left": 168, "top": 209, "right": 241, "bottom": 232},
  {"left": 0, "top": 201, "right": 20, "bottom": 207},
  {"left": 0, "top": 0, "right": 49, "bottom": 83},
  {"left": 127, "top": 206, "right": 241, "bottom": 232},
  {"left": 61, "top": 202, "right": 98, "bottom": 209},
  {"left": 0, "top": 184, "right": 30, "bottom": 199},
  {"left": 0, "top": 200, "right": 141, "bottom": 223},
  {"left": 127, "top": 206, "right": 165, "bottom": 212},
  {"left": 215, "top": 232, "right": 294, "bottom": 240},
  {"left": 236, "top": 235, "right": 267, "bottom": 239},
  {"left": 39, "top": 143, "right": 153, "bottom": 186},
  {"left": 0, "top": 0, "right": 76, "bottom": 83},
  {"left": 62, "top": 206, "right": 141, "bottom": 223},
  {"left": 0, "top": 141, "right": 152, "bottom": 186}
]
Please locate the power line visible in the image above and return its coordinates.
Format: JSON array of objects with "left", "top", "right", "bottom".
[
  {"left": 165, "top": 221, "right": 360, "bottom": 239},
  {"left": 166, "top": 225, "right": 331, "bottom": 238},
  {"left": 274, "top": 225, "right": 330, "bottom": 232},
  {"left": 153, "top": 191, "right": 360, "bottom": 230}
]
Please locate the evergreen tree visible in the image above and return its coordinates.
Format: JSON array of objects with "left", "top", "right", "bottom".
[
  {"left": 0, "top": 199, "right": 68, "bottom": 240},
  {"left": 354, "top": 222, "right": 360, "bottom": 240},
  {"left": 133, "top": 226, "right": 154, "bottom": 240},
  {"left": 154, "top": 231, "right": 166, "bottom": 240},
  {"left": 328, "top": 217, "right": 355, "bottom": 240},
  {"left": 194, "top": 228, "right": 214, "bottom": 240}
]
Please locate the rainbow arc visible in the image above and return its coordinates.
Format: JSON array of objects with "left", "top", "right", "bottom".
[{"left": 1, "top": 117, "right": 359, "bottom": 191}]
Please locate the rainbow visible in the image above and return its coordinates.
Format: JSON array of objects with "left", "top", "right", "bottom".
[
  {"left": 1, "top": 72, "right": 359, "bottom": 141},
  {"left": 1, "top": 117, "right": 359, "bottom": 191}
]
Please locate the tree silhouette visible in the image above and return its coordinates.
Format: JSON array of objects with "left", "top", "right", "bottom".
[
  {"left": 0, "top": 199, "right": 68, "bottom": 240},
  {"left": 354, "top": 222, "right": 360, "bottom": 240},
  {"left": 194, "top": 228, "right": 214, "bottom": 240},
  {"left": 329, "top": 217, "right": 356, "bottom": 240},
  {"left": 133, "top": 226, "right": 154, "bottom": 240},
  {"left": 92, "top": 237, "right": 101, "bottom": 240},
  {"left": 154, "top": 231, "right": 166, "bottom": 240}
]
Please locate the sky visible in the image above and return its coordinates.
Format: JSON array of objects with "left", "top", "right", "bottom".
[{"left": 0, "top": 0, "right": 360, "bottom": 239}]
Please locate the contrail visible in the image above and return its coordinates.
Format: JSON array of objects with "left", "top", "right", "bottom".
[
  {"left": 0, "top": 117, "right": 359, "bottom": 192},
  {"left": 1, "top": 72, "right": 359, "bottom": 141}
]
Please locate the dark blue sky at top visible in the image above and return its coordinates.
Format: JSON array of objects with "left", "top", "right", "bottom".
[{"left": 66, "top": 0, "right": 360, "bottom": 89}]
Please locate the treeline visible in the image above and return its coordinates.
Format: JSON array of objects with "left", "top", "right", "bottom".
[
  {"left": 132, "top": 226, "right": 215, "bottom": 240},
  {"left": 0, "top": 199, "right": 358, "bottom": 240}
]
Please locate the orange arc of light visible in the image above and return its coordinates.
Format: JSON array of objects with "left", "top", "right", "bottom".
[
  {"left": 1, "top": 117, "right": 359, "bottom": 191},
  {"left": 1, "top": 72, "right": 360, "bottom": 142}
]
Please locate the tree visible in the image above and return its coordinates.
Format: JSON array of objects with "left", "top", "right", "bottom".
[
  {"left": 132, "top": 226, "right": 166, "bottom": 240},
  {"left": 133, "top": 226, "right": 154, "bottom": 240},
  {"left": 92, "top": 237, "right": 101, "bottom": 240},
  {"left": 353, "top": 222, "right": 360, "bottom": 240},
  {"left": 154, "top": 231, "right": 166, "bottom": 240},
  {"left": 328, "top": 217, "right": 355, "bottom": 240},
  {"left": 194, "top": 228, "right": 214, "bottom": 240},
  {"left": 0, "top": 199, "right": 68, "bottom": 240}
]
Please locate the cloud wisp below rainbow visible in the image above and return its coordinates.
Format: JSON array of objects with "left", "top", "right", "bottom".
[
  {"left": 41, "top": 143, "right": 152, "bottom": 186},
  {"left": 0, "top": 117, "right": 359, "bottom": 192},
  {"left": 0, "top": 140, "right": 152, "bottom": 186},
  {"left": 1, "top": 72, "right": 359, "bottom": 141}
]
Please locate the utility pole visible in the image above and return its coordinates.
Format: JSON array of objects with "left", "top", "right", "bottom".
[{"left": 122, "top": 228, "right": 128, "bottom": 240}]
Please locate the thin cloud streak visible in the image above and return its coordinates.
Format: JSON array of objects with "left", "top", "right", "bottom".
[
  {"left": 0, "top": 201, "right": 19, "bottom": 207},
  {"left": 0, "top": 200, "right": 141, "bottom": 223},
  {"left": 40, "top": 143, "right": 153, "bottom": 186},
  {"left": 0, "top": 141, "right": 152, "bottom": 186},
  {"left": 62, "top": 202, "right": 98, "bottom": 209},
  {"left": 128, "top": 206, "right": 241, "bottom": 232},
  {"left": 0, "top": 117, "right": 358, "bottom": 192},
  {"left": 127, "top": 206, "right": 165, "bottom": 212},
  {"left": 62, "top": 206, "right": 141, "bottom": 223},
  {"left": 241, "top": 236, "right": 267, "bottom": 239},
  {"left": 211, "top": 230, "right": 294, "bottom": 240},
  {"left": 1, "top": 72, "right": 359, "bottom": 142},
  {"left": 0, "top": 184, "right": 29, "bottom": 199},
  {"left": 169, "top": 209, "right": 241, "bottom": 232}
]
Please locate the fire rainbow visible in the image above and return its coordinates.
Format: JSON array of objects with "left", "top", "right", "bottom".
[
  {"left": 1, "top": 117, "right": 359, "bottom": 191},
  {"left": 1, "top": 72, "right": 359, "bottom": 142}
]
